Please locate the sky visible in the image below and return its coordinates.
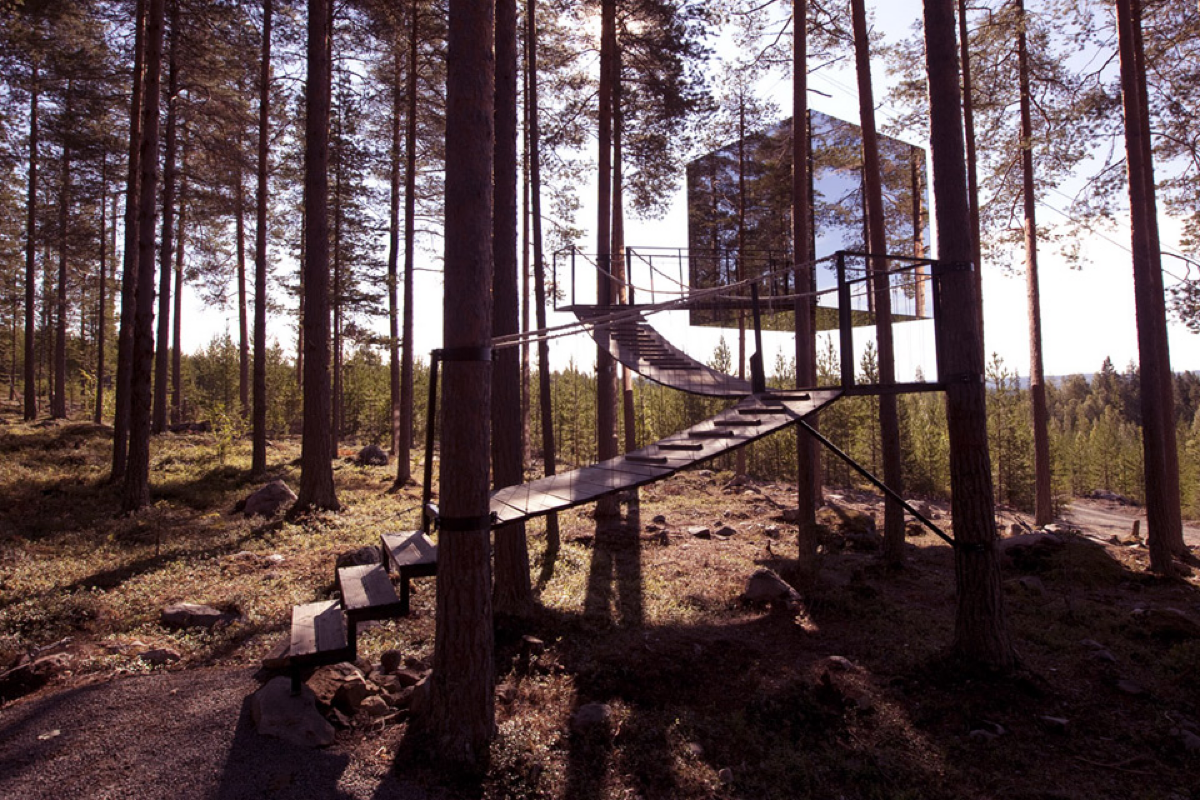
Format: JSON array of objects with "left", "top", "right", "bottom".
[{"left": 175, "top": 0, "right": 1200, "bottom": 382}]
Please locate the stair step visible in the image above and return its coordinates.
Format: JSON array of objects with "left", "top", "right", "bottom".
[
  {"left": 625, "top": 454, "right": 668, "bottom": 464},
  {"left": 738, "top": 407, "right": 785, "bottom": 415},
  {"left": 290, "top": 599, "right": 352, "bottom": 665},
  {"left": 380, "top": 531, "right": 439, "bottom": 615},
  {"left": 689, "top": 430, "right": 737, "bottom": 439},
  {"left": 718, "top": 419, "right": 762, "bottom": 426},
  {"left": 657, "top": 442, "right": 704, "bottom": 451},
  {"left": 337, "top": 564, "right": 404, "bottom": 622}
]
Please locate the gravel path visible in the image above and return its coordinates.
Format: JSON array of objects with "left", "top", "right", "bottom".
[
  {"left": 0, "top": 667, "right": 436, "bottom": 800},
  {"left": 1064, "top": 497, "right": 1200, "bottom": 548}
]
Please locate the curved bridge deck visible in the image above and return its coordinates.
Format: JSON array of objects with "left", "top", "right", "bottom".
[
  {"left": 490, "top": 389, "right": 840, "bottom": 525},
  {"left": 573, "top": 307, "right": 753, "bottom": 398}
]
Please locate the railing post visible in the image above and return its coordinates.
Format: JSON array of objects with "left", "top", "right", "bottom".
[
  {"left": 837, "top": 251, "right": 854, "bottom": 389},
  {"left": 421, "top": 350, "right": 441, "bottom": 534},
  {"left": 626, "top": 247, "right": 634, "bottom": 306},
  {"left": 931, "top": 257, "right": 946, "bottom": 383},
  {"left": 750, "top": 282, "right": 766, "bottom": 394}
]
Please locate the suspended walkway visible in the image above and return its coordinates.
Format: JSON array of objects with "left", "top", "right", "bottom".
[{"left": 279, "top": 249, "right": 954, "bottom": 678}]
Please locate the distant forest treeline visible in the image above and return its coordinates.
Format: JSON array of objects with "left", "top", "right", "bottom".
[{"left": 7, "top": 330, "right": 1200, "bottom": 519}]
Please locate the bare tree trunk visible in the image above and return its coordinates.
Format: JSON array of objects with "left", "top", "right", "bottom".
[
  {"left": 522, "top": 88, "right": 532, "bottom": 464},
  {"left": 24, "top": 67, "right": 38, "bottom": 422},
  {"left": 251, "top": 0, "right": 272, "bottom": 475},
  {"left": 153, "top": 4, "right": 179, "bottom": 434},
  {"left": 852, "top": 0, "right": 904, "bottom": 568},
  {"left": 594, "top": 0, "right": 619, "bottom": 518},
  {"left": 736, "top": 93, "right": 747, "bottom": 477},
  {"left": 172, "top": 131, "right": 187, "bottom": 425},
  {"left": 123, "top": 0, "right": 167, "bottom": 513},
  {"left": 395, "top": 0, "right": 419, "bottom": 487},
  {"left": 52, "top": 103, "right": 69, "bottom": 420},
  {"left": 235, "top": 160, "right": 249, "bottom": 420},
  {"left": 958, "top": 0, "right": 984, "bottom": 354},
  {"left": 387, "top": 49, "right": 402, "bottom": 457},
  {"left": 493, "top": 0, "right": 533, "bottom": 618},
  {"left": 923, "top": 0, "right": 1014, "bottom": 669},
  {"left": 95, "top": 155, "right": 108, "bottom": 424},
  {"left": 414, "top": 0, "right": 495, "bottom": 769},
  {"left": 529, "top": 0, "right": 561, "bottom": 582},
  {"left": 113, "top": 0, "right": 148, "bottom": 478},
  {"left": 793, "top": 0, "right": 819, "bottom": 586},
  {"left": 1016, "top": 0, "right": 1052, "bottom": 526},
  {"left": 1116, "top": 0, "right": 1182, "bottom": 572},
  {"left": 1130, "top": 0, "right": 1183, "bottom": 556},
  {"left": 332, "top": 122, "right": 343, "bottom": 458},
  {"left": 292, "top": 0, "right": 340, "bottom": 514}
]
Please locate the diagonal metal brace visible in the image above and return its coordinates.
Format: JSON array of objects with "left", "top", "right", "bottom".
[{"left": 793, "top": 417, "right": 956, "bottom": 547}]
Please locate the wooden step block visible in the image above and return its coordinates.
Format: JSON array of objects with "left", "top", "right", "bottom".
[
  {"left": 689, "top": 429, "right": 737, "bottom": 439},
  {"left": 657, "top": 442, "right": 704, "bottom": 451},
  {"left": 380, "top": 531, "right": 439, "bottom": 615},
  {"left": 290, "top": 599, "right": 352, "bottom": 666},
  {"left": 337, "top": 564, "right": 404, "bottom": 622}
]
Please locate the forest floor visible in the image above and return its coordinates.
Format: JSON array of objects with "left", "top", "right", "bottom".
[{"left": 0, "top": 402, "right": 1198, "bottom": 799}]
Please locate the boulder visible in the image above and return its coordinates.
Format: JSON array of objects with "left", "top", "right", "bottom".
[
  {"left": 139, "top": 647, "right": 182, "bottom": 666},
  {"left": 688, "top": 526, "right": 711, "bottom": 540},
  {"left": 357, "top": 695, "right": 392, "bottom": 718},
  {"left": 335, "top": 545, "right": 381, "bottom": 569},
  {"left": 243, "top": 480, "right": 297, "bottom": 518},
  {"left": 997, "top": 532, "right": 1065, "bottom": 571},
  {"left": 570, "top": 702, "right": 612, "bottom": 735},
  {"left": 743, "top": 568, "right": 802, "bottom": 609},
  {"left": 1129, "top": 607, "right": 1200, "bottom": 641},
  {"left": 845, "top": 530, "right": 882, "bottom": 551},
  {"left": 308, "top": 663, "right": 376, "bottom": 714},
  {"left": 251, "top": 677, "right": 335, "bottom": 748},
  {"left": 379, "top": 649, "right": 404, "bottom": 675},
  {"left": 652, "top": 514, "right": 667, "bottom": 525},
  {"left": 391, "top": 668, "right": 423, "bottom": 688},
  {"left": 161, "top": 603, "right": 237, "bottom": 630},
  {"left": 0, "top": 654, "right": 70, "bottom": 702},
  {"left": 816, "top": 504, "right": 877, "bottom": 537},
  {"left": 715, "top": 525, "right": 737, "bottom": 538},
  {"left": 357, "top": 444, "right": 389, "bottom": 466}
]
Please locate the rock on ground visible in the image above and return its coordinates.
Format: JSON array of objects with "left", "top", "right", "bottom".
[
  {"left": 243, "top": 480, "right": 297, "bottom": 517},
  {"left": 251, "top": 677, "right": 335, "bottom": 748},
  {"left": 743, "top": 568, "right": 802, "bottom": 609},
  {"left": 335, "top": 546, "right": 381, "bottom": 569},
  {"left": 160, "top": 603, "right": 237, "bottom": 630},
  {"left": 357, "top": 444, "right": 389, "bottom": 466}
]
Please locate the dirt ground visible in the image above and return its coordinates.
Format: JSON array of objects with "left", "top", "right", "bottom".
[{"left": 2, "top": 455, "right": 1198, "bottom": 799}]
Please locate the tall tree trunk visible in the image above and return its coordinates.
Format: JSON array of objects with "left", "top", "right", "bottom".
[
  {"left": 958, "top": 0, "right": 984, "bottom": 354},
  {"left": 387, "top": 48, "right": 402, "bottom": 458},
  {"left": 793, "top": 0, "right": 819, "bottom": 585},
  {"left": 911, "top": 148, "right": 926, "bottom": 318},
  {"left": 235, "top": 160, "right": 249, "bottom": 420},
  {"left": 923, "top": 0, "right": 1014, "bottom": 668},
  {"left": 153, "top": 4, "right": 179, "bottom": 435},
  {"left": 521, "top": 84, "right": 532, "bottom": 465},
  {"left": 395, "top": 0, "right": 419, "bottom": 487},
  {"left": 123, "top": 0, "right": 167, "bottom": 513},
  {"left": 332, "top": 118, "right": 343, "bottom": 457},
  {"left": 611, "top": 47, "right": 635, "bottom": 455},
  {"left": 24, "top": 67, "right": 39, "bottom": 422},
  {"left": 852, "top": 0, "right": 904, "bottom": 568},
  {"left": 415, "top": 0, "right": 495, "bottom": 768},
  {"left": 1016, "top": 0, "right": 1053, "bottom": 527},
  {"left": 594, "top": 0, "right": 619, "bottom": 517},
  {"left": 172, "top": 130, "right": 187, "bottom": 425},
  {"left": 493, "top": 0, "right": 533, "bottom": 618},
  {"left": 1130, "top": 0, "right": 1183, "bottom": 555},
  {"left": 529, "top": 0, "right": 561, "bottom": 582},
  {"left": 52, "top": 101, "right": 69, "bottom": 420},
  {"left": 736, "top": 93, "right": 747, "bottom": 477},
  {"left": 251, "top": 0, "right": 272, "bottom": 475},
  {"left": 95, "top": 155, "right": 108, "bottom": 424},
  {"left": 113, "top": 0, "right": 148, "bottom": 478},
  {"left": 292, "top": 0, "right": 340, "bottom": 514},
  {"left": 1116, "top": 0, "right": 1183, "bottom": 571}
]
